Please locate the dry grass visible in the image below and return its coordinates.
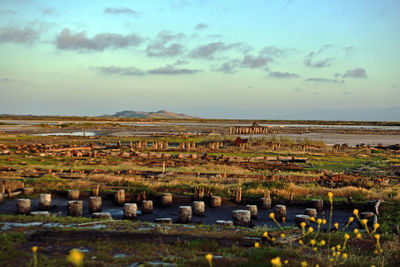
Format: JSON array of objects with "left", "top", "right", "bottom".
[
  {"left": 169, "top": 162, "right": 252, "bottom": 174},
  {"left": 9, "top": 170, "right": 396, "bottom": 201},
  {"left": 273, "top": 183, "right": 381, "bottom": 200}
]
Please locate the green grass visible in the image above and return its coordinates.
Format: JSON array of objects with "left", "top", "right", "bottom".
[
  {"left": 0, "top": 199, "right": 399, "bottom": 267},
  {"left": 0, "top": 214, "right": 105, "bottom": 224},
  {"left": 0, "top": 134, "right": 43, "bottom": 141},
  {"left": 250, "top": 135, "right": 326, "bottom": 147},
  {"left": 306, "top": 152, "right": 396, "bottom": 176},
  {"left": 0, "top": 232, "right": 30, "bottom": 264}
]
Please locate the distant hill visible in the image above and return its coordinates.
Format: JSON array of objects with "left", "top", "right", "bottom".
[{"left": 103, "top": 110, "right": 196, "bottom": 119}]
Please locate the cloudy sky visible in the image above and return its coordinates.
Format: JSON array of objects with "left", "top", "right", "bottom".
[{"left": 0, "top": 0, "right": 399, "bottom": 119}]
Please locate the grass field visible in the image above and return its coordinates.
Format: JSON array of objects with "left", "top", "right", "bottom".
[{"left": 0, "top": 127, "right": 399, "bottom": 266}]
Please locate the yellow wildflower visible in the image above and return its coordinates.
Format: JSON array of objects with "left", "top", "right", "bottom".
[
  {"left": 66, "top": 249, "right": 84, "bottom": 267},
  {"left": 334, "top": 223, "right": 339, "bottom": 229},
  {"left": 300, "top": 222, "right": 306, "bottom": 229},
  {"left": 354, "top": 228, "right": 359, "bottom": 234},
  {"left": 308, "top": 227, "right": 314, "bottom": 233},
  {"left": 353, "top": 209, "right": 359, "bottom": 216},
  {"left": 269, "top": 212, "right": 275, "bottom": 219},
  {"left": 263, "top": 232, "right": 269, "bottom": 238},
  {"left": 310, "top": 217, "right": 316, "bottom": 222},
  {"left": 32, "top": 246, "right": 38, "bottom": 267},
  {"left": 348, "top": 217, "right": 354, "bottom": 223},
  {"left": 310, "top": 239, "right": 316, "bottom": 246},
  {"left": 299, "top": 239, "right": 304, "bottom": 245},
  {"left": 344, "top": 234, "right": 350, "bottom": 240},
  {"left": 320, "top": 240, "right": 326, "bottom": 246},
  {"left": 374, "top": 234, "right": 380, "bottom": 240},
  {"left": 317, "top": 218, "right": 322, "bottom": 224},
  {"left": 328, "top": 192, "right": 333, "bottom": 200},
  {"left": 362, "top": 219, "right": 368, "bottom": 225},
  {"left": 336, "top": 244, "right": 341, "bottom": 250},
  {"left": 280, "top": 233, "right": 285, "bottom": 239},
  {"left": 301, "top": 261, "right": 308, "bottom": 267},
  {"left": 313, "top": 247, "right": 318, "bottom": 252},
  {"left": 322, "top": 219, "right": 327, "bottom": 225},
  {"left": 205, "top": 253, "right": 213, "bottom": 266},
  {"left": 284, "top": 260, "right": 288, "bottom": 264},
  {"left": 374, "top": 223, "right": 380, "bottom": 230},
  {"left": 342, "top": 253, "right": 348, "bottom": 259},
  {"left": 271, "top": 256, "right": 282, "bottom": 267},
  {"left": 282, "top": 217, "right": 286, "bottom": 223},
  {"left": 254, "top": 242, "right": 260, "bottom": 248},
  {"left": 356, "top": 233, "right": 362, "bottom": 239}
]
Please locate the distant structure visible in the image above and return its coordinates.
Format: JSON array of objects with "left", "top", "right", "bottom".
[
  {"left": 229, "top": 122, "right": 268, "bottom": 135},
  {"left": 233, "top": 137, "right": 248, "bottom": 147}
]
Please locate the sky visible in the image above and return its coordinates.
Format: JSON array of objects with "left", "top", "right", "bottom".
[{"left": 0, "top": 0, "right": 399, "bottom": 120}]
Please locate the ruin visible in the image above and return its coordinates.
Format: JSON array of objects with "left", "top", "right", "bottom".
[{"left": 230, "top": 122, "right": 269, "bottom": 135}]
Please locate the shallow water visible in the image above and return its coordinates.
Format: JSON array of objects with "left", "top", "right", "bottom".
[
  {"left": 1, "top": 119, "right": 400, "bottom": 130},
  {"left": 34, "top": 131, "right": 96, "bottom": 136},
  {"left": 240, "top": 133, "right": 400, "bottom": 146}
]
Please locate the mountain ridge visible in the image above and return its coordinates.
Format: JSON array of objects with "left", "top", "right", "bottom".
[{"left": 102, "top": 109, "right": 196, "bottom": 119}]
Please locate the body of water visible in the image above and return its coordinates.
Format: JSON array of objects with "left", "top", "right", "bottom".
[
  {"left": 34, "top": 131, "right": 96, "bottom": 137},
  {"left": 2, "top": 120, "right": 400, "bottom": 130}
]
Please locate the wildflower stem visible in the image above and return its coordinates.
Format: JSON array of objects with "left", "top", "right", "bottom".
[
  {"left": 327, "top": 197, "right": 333, "bottom": 253},
  {"left": 355, "top": 214, "right": 373, "bottom": 239},
  {"left": 314, "top": 220, "right": 322, "bottom": 239},
  {"left": 272, "top": 217, "right": 283, "bottom": 230},
  {"left": 341, "top": 219, "right": 353, "bottom": 232},
  {"left": 32, "top": 246, "right": 38, "bottom": 267}
]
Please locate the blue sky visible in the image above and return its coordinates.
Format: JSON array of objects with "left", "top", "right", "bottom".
[{"left": 0, "top": 0, "right": 399, "bottom": 119}]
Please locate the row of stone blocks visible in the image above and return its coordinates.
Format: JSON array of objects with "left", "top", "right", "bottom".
[
  {"left": 16, "top": 194, "right": 53, "bottom": 211},
  {"left": 233, "top": 204, "right": 322, "bottom": 227},
  {"left": 15, "top": 191, "right": 248, "bottom": 210},
  {"left": 61, "top": 200, "right": 154, "bottom": 219},
  {"left": 16, "top": 196, "right": 152, "bottom": 217},
  {"left": 178, "top": 204, "right": 259, "bottom": 225},
  {"left": 117, "top": 192, "right": 233, "bottom": 209},
  {"left": 115, "top": 190, "right": 325, "bottom": 212},
  {"left": 161, "top": 195, "right": 271, "bottom": 212},
  {"left": 172, "top": 197, "right": 322, "bottom": 211},
  {"left": 16, "top": 193, "right": 317, "bottom": 220},
  {"left": 17, "top": 189, "right": 322, "bottom": 211},
  {"left": 20, "top": 197, "right": 378, "bottom": 228},
  {"left": 15, "top": 190, "right": 85, "bottom": 211},
  {"left": 115, "top": 191, "right": 274, "bottom": 210},
  {"left": 16, "top": 197, "right": 201, "bottom": 221},
  {"left": 15, "top": 198, "right": 301, "bottom": 226},
  {"left": 16, "top": 196, "right": 104, "bottom": 216},
  {"left": 15, "top": 190, "right": 327, "bottom": 226}
]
